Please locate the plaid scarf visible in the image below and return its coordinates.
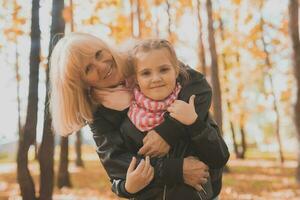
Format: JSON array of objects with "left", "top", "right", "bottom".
[{"left": 128, "top": 83, "right": 181, "bottom": 132}]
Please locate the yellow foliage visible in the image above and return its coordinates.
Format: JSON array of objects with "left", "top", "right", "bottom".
[
  {"left": 168, "top": 33, "right": 177, "bottom": 44},
  {"left": 257, "top": 105, "right": 265, "bottom": 113},
  {"left": 232, "top": 0, "right": 241, "bottom": 5},
  {"left": 271, "top": 39, "right": 280, "bottom": 46},
  {"left": 82, "top": 16, "right": 100, "bottom": 25},
  {"left": 178, "top": 0, "right": 193, "bottom": 7},
  {"left": 4, "top": 27, "right": 24, "bottom": 41},
  {"left": 280, "top": 90, "right": 291, "bottom": 101},
  {"left": 250, "top": 47, "right": 266, "bottom": 59},
  {"left": 110, "top": 15, "right": 131, "bottom": 43},
  {"left": 95, "top": 0, "right": 121, "bottom": 10},
  {"left": 279, "top": 19, "right": 289, "bottom": 36},
  {"left": 63, "top": 6, "right": 72, "bottom": 23},
  {"left": 244, "top": 14, "right": 253, "bottom": 24},
  {"left": 153, "top": 0, "right": 165, "bottom": 6}
]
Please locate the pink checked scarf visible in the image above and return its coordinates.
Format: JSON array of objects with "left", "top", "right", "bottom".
[{"left": 128, "top": 83, "right": 182, "bottom": 132}]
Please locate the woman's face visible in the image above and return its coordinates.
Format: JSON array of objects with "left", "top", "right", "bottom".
[
  {"left": 135, "top": 48, "right": 177, "bottom": 101},
  {"left": 82, "top": 49, "right": 123, "bottom": 89}
]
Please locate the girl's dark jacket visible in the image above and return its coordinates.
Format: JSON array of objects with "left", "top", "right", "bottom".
[{"left": 90, "top": 65, "right": 230, "bottom": 200}]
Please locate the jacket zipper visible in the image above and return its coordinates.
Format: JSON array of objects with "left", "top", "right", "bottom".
[
  {"left": 163, "top": 184, "right": 167, "bottom": 200},
  {"left": 196, "top": 187, "right": 207, "bottom": 200},
  {"left": 162, "top": 153, "right": 169, "bottom": 200}
]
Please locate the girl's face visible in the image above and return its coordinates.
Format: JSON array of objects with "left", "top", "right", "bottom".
[
  {"left": 82, "top": 49, "right": 123, "bottom": 89},
  {"left": 135, "top": 48, "right": 178, "bottom": 101}
]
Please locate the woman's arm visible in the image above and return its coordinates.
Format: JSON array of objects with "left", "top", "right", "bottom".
[
  {"left": 91, "top": 105, "right": 209, "bottom": 198},
  {"left": 90, "top": 106, "right": 183, "bottom": 198}
]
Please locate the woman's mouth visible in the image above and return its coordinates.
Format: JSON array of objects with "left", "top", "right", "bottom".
[{"left": 104, "top": 62, "right": 113, "bottom": 79}]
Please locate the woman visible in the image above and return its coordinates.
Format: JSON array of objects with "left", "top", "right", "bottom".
[{"left": 50, "top": 32, "right": 229, "bottom": 199}]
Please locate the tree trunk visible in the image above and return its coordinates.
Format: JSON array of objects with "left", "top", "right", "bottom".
[
  {"left": 16, "top": 44, "right": 21, "bottom": 136},
  {"left": 229, "top": 119, "right": 239, "bottom": 158},
  {"left": 75, "top": 130, "right": 84, "bottom": 167},
  {"left": 70, "top": 0, "right": 74, "bottom": 32},
  {"left": 136, "top": 0, "right": 141, "bottom": 38},
  {"left": 239, "top": 124, "right": 247, "bottom": 159},
  {"left": 17, "top": 0, "right": 40, "bottom": 198},
  {"left": 166, "top": 0, "right": 172, "bottom": 37},
  {"left": 259, "top": 1, "right": 284, "bottom": 163},
  {"left": 39, "top": 0, "right": 65, "bottom": 198},
  {"left": 154, "top": 6, "right": 160, "bottom": 37},
  {"left": 130, "top": 0, "right": 134, "bottom": 37},
  {"left": 206, "top": 0, "right": 223, "bottom": 132},
  {"left": 57, "top": 137, "right": 72, "bottom": 188},
  {"left": 196, "top": 0, "right": 206, "bottom": 75},
  {"left": 218, "top": 12, "right": 241, "bottom": 158},
  {"left": 288, "top": 0, "right": 300, "bottom": 182}
]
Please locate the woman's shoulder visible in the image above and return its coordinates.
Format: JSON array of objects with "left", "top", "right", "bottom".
[
  {"left": 178, "top": 62, "right": 205, "bottom": 81},
  {"left": 178, "top": 63, "right": 212, "bottom": 100}
]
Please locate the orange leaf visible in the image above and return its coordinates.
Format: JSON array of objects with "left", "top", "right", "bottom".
[
  {"left": 280, "top": 90, "right": 291, "bottom": 101},
  {"left": 63, "top": 6, "right": 72, "bottom": 23},
  {"left": 232, "top": 0, "right": 241, "bottom": 5}
]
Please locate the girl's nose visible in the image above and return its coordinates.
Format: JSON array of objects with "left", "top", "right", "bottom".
[{"left": 152, "top": 73, "right": 162, "bottom": 82}]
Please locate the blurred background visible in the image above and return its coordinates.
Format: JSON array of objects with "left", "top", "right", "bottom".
[{"left": 0, "top": 0, "right": 300, "bottom": 199}]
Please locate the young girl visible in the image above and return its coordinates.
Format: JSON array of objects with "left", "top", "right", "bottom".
[{"left": 116, "top": 39, "right": 214, "bottom": 199}]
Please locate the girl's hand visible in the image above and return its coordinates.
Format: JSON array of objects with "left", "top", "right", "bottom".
[
  {"left": 167, "top": 95, "right": 198, "bottom": 125},
  {"left": 91, "top": 86, "right": 132, "bottom": 111},
  {"left": 125, "top": 156, "right": 154, "bottom": 194}
]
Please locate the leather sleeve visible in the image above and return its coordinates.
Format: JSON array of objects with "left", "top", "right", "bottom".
[{"left": 90, "top": 106, "right": 184, "bottom": 198}]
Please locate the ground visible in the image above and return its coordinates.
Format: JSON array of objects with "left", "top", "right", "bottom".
[{"left": 0, "top": 146, "right": 299, "bottom": 200}]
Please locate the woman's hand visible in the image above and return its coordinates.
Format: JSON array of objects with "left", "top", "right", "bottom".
[
  {"left": 138, "top": 130, "right": 170, "bottom": 157},
  {"left": 91, "top": 86, "right": 132, "bottom": 111},
  {"left": 125, "top": 156, "right": 154, "bottom": 194},
  {"left": 183, "top": 156, "right": 209, "bottom": 191},
  {"left": 167, "top": 95, "right": 198, "bottom": 125}
]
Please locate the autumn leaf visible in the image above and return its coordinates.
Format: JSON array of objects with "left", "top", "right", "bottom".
[
  {"left": 280, "top": 90, "right": 291, "bottom": 101},
  {"left": 178, "top": 0, "right": 193, "bottom": 7},
  {"left": 63, "top": 6, "right": 72, "bottom": 23},
  {"left": 232, "top": 0, "right": 241, "bottom": 5},
  {"left": 244, "top": 14, "right": 253, "bottom": 24}
]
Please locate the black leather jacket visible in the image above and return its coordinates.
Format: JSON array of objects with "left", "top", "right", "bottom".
[{"left": 90, "top": 66, "right": 230, "bottom": 199}]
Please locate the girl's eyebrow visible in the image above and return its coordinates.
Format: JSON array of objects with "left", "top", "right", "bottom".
[
  {"left": 159, "top": 64, "right": 172, "bottom": 68},
  {"left": 137, "top": 64, "right": 172, "bottom": 72}
]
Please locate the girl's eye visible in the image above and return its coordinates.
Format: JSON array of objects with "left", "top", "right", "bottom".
[
  {"left": 141, "top": 71, "right": 150, "bottom": 76},
  {"left": 161, "top": 67, "right": 170, "bottom": 73}
]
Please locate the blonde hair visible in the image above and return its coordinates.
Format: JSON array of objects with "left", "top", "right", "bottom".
[
  {"left": 126, "top": 39, "right": 189, "bottom": 81},
  {"left": 50, "top": 32, "right": 127, "bottom": 136}
]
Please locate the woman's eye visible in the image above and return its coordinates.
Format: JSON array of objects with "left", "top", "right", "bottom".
[
  {"left": 95, "top": 50, "right": 102, "bottom": 60},
  {"left": 85, "top": 64, "right": 92, "bottom": 74}
]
